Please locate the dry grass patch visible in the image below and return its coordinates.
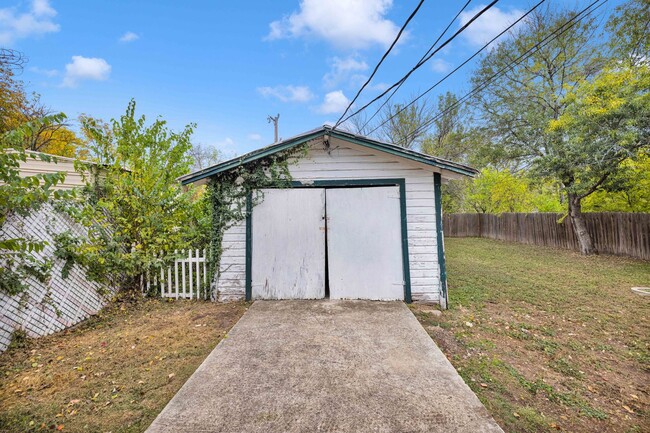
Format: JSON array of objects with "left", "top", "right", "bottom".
[
  {"left": 1, "top": 298, "right": 247, "bottom": 433},
  {"left": 413, "top": 238, "right": 650, "bottom": 433}
]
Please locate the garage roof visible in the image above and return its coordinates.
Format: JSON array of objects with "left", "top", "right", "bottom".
[{"left": 178, "top": 126, "right": 478, "bottom": 185}]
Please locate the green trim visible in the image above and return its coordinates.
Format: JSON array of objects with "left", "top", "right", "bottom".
[
  {"left": 179, "top": 128, "right": 477, "bottom": 185},
  {"left": 434, "top": 173, "right": 448, "bottom": 309},
  {"left": 245, "top": 178, "right": 412, "bottom": 303},
  {"left": 245, "top": 193, "right": 252, "bottom": 302},
  {"left": 182, "top": 130, "right": 325, "bottom": 185}
]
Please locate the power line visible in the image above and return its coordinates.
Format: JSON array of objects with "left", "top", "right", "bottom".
[
  {"left": 332, "top": 0, "right": 426, "bottom": 130},
  {"left": 360, "top": 0, "right": 474, "bottom": 131},
  {"left": 367, "top": 0, "right": 548, "bottom": 136},
  {"left": 334, "top": 0, "right": 501, "bottom": 129},
  {"left": 398, "top": 0, "right": 607, "bottom": 147}
]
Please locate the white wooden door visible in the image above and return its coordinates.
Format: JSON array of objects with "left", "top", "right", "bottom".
[
  {"left": 326, "top": 186, "right": 404, "bottom": 300},
  {"left": 251, "top": 189, "right": 326, "bottom": 299}
]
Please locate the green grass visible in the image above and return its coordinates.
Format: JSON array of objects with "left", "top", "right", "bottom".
[{"left": 412, "top": 238, "right": 650, "bottom": 433}]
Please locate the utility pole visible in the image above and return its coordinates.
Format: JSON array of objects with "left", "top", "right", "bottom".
[{"left": 267, "top": 113, "right": 280, "bottom": 143}]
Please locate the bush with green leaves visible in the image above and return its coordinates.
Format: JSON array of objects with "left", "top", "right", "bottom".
[
  {"left": 0, "top": 114, "right": 71, "bottom": 295},
  {"left": 57, "top": 100, "right": 206, "bottom": 293}
]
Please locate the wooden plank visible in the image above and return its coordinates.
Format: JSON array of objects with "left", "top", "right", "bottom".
[
  {"left": 251, "top": 188, "right": 326, "bottom": 299},
  {"left": 189, "top": 249, "right": 193, "bottom": 299},
  {"left": 203, "top": 249, "right": 208, "bottom": 299},
  {"left": 181, "top": 250, "right": 186, "bottom": 297},
  {"left": 174, "top": 250, "right": 179, "bottom": 299},
  {"left": 444, "top": 212, "right": 650, "bottom": 260},
  {"left": 326, "top": 186, "right": 404, "bottom": 301},
  {"left": 196, "top": 249, "right": 200, "bottom": 300}
]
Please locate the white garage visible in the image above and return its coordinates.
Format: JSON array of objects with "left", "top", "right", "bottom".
[{"left": 179, "top": 126, "right": 477, "bottom": 308}]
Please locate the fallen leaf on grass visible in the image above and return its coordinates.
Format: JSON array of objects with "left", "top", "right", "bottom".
[
  {"left": 168, "top": 373, "right": 175, "bottom": 380},
  {"left": 622, "top": 405, "right": 634, "bottom": 414},
  {"left": 480, "top": 383, "right": 488, "bottom": 388},
  {"left": 513, "top": 412, "right": 520, "bottom": 418}
]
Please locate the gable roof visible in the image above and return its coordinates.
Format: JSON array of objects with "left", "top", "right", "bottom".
[{"left": 178, "top": 126, "right": 478, "bottom": 185}]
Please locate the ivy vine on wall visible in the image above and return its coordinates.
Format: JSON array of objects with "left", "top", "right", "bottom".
[{"left": 204, "top": 143, "right": 309, "bottom": 298}]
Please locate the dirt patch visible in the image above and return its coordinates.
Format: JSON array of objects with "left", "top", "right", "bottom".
[
  {"left": 412, "top": 238, "right": 650, "bottom": 433},
  {"left": 0, "top": 298, "right": 247, "bottom": 433}
]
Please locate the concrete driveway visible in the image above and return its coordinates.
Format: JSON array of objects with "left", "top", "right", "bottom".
[{"left": 146, "top": 301, "right": 503, "bottom": 433}]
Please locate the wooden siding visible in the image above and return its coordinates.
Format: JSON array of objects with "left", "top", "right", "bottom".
[
  {"left": 17, "top": 153, "right": 89, "bottom": 190},
  {"left": 215, "top": 137, "right": 444, "bottom": 303}
]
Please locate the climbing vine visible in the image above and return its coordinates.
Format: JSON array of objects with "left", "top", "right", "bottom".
[{"left": 204, "top": 144, "right": 309, "bottom": 298}]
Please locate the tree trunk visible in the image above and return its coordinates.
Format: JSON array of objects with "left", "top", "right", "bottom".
[{"left": 567, "top": 192, "right": 595, "bottom": 255}]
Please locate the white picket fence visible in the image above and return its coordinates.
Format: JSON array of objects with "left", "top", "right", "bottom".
[{"left": 143, "top": 249, "right": 210, "bottom": 300}]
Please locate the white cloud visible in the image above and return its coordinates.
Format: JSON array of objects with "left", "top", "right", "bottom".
[
  {"left": 317, "top": 90, "right": 350, "bottom": 114},
  {"left": 119, "top": 31, "right": 139, "bottom": 43},
  {"left": 248, "top": 133, "right": 262, "bottom": 141},
  {"left": 30, "top": 66, "right": 58, "bottom": 77},
  {"left": 267, "top": 0, "right": 401, "bottom": 50},
  {"left": 62, "top": 56, "right": 111, "bottom": 88},
  {"left": 459, "top": 5, "right": 524, "bottom": 46},
  {"left": 430, "top": 58, "right": 452, "bottom": 74},
  {"left": 323, "top": 56, "right": 368, "bottom": 88},
  {"left": 257, "top": 85, "right": 314, "bottom": 103},
  {"left": 0, "top": 0, "right": 59, "bottom": 44}
]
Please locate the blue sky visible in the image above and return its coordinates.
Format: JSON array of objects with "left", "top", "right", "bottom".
[{"left": 2, "top": 0, "right": 620, "bottom": 157}]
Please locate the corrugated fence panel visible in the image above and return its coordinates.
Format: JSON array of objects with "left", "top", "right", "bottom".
[{"left": 444, "top": 212, "right": 650, "bottom": 260}]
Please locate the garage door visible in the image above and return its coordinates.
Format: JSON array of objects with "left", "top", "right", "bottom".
[
  {"left": 251, "top": 189, "right": 326, "bottom": 299},
  {"left": 326, "top": 187, "right": 404, "bottom": 300}
]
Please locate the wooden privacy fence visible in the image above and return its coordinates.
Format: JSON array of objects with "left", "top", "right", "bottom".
[
  {"left": 443, "top": 212, "right": 650, "bottom": 260},
  {"left": 142, "top": 249, "right": 210, "bottom": 299}
]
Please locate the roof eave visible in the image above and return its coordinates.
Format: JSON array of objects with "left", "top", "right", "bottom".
[{"left": 179, "top": 127, "right": 478, "bottom": 185}]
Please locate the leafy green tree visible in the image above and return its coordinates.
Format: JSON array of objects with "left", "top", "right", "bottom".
[
  {"left": 420, "top": 92, "right": 481, "bottom": 213},
  {"left": 549, "top": 64, "right": 650, "bottom": 216},
  {"left": 607, "top": 0, "right": 649, "bottom": 65},
  {"left": 189, "top": 143, "right": 222, "bottom": 172},
  {"left": 69, "top": 100, "right": 205, "bottom": 291},
  {"left": 378, "top": 97, "right": 434, "bottom": 149},
  {"left": 421, "top": 92, "right": 472, "bottom": 162},
  {"left": 582, "top": 154, "right": 650, "bottom": 212},
  {"left": 1, "top": 48, "right": 83, "bottom": 157},
  {"left": 466, "top": 168, "right": 534, "bottom": 213},
  {"left": 472, "top": 5, "right": 611, "bottom": 253},
  {"left": 0, "top": 114, "right": 70, "bottom": 294}
]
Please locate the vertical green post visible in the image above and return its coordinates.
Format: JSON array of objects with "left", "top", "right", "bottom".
[
  {"left": 434, "top": 173, "right": 448, "bottom": 309},
  {"left": 245, "top": 193, "right": 252, "bottom": 302}
]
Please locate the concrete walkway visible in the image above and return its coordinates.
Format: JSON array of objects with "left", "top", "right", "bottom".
[{"left": 146, "top": 301, "right": 503, "bottom": 433}]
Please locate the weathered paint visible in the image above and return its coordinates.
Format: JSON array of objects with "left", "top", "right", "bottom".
[
  {"left": 216, "top": 139, "right": 440, "bottom": 304},
  {"left": 326, "top": 187, "right": 404, "bottom": 301},
  {"left": 251, "top": 189, "right": 326, "bottom": 300},
  {"left": 178, "top": 127, "right": 478, "bottom": 186},
  {"left": 245, "top": 194, "right": 252, "bottom": 302}
]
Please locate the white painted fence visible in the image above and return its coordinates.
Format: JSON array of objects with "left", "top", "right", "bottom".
[{"left": 143, "top": 249, "right": 210, "bottom": 300}]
